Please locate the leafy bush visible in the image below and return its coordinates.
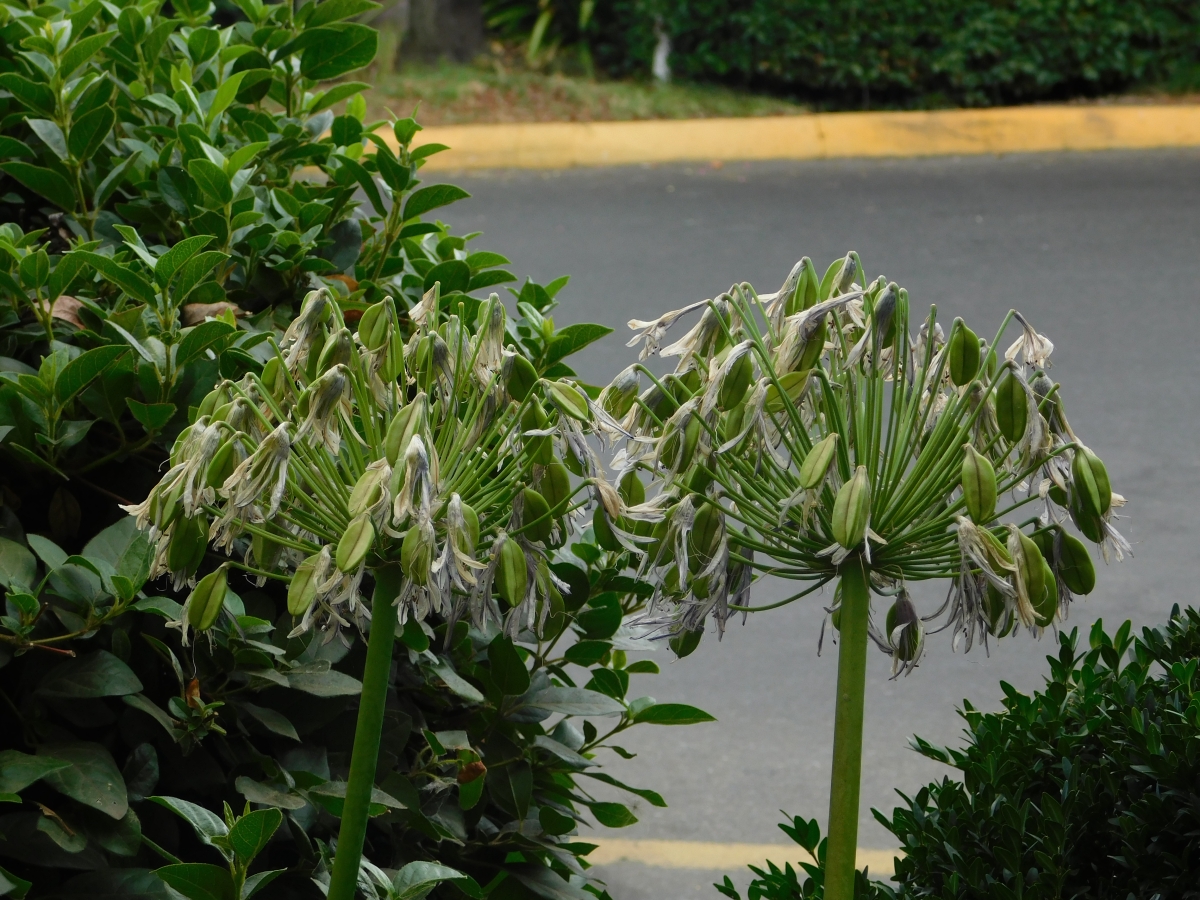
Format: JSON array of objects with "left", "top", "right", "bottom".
[
  {"left": 0, "top": 1, "right": 706, "bottom": 897},
  {"left": 719, "top": 608, "right": 1200, "bottom": 900},
  {"left": 592, "top": 0, "right": 1200, "bottom": 108}
]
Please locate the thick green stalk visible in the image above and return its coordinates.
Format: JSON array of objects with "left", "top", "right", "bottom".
[
  {"left": 825, "top": 556, "right": 870, "bottom": 900},
  {"left": 327, "top": 565, "right": 401, "bottom": 900}
]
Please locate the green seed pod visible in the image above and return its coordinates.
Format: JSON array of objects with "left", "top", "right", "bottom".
[
  {"left": 995, "top": 371, "right": 1027, "bottom": 443},
  {"left": 522, "top": 488, "right": 553, "bottom": 543},
  {"left": 210, "top": 400, "right": 234, "bottom": 423},
  {"left": 982, "top": 340, "right": 997, "bottom": 380},
  {"left": 718, "top": 352, "right": 753, "bottom": 411},
  {"left": 317, "top": 327, "right": 354, "bottom": 372},
  {"left": 601, "top": 367, "right": 639, "bottom": 419},
  {"left": 1030, "top": 527, "right": 1055, "bottom": 563},
  {"left": 947, "top": 320, "right": 981, "bottom": 387},
  {"left": 305, "top": 327, "right": 328, "bottom": 382},
  {"left": 170, "top": 424, "right": 196, "bottom": 467},
  {"left": 764, "top": 371, "right": 808, "bottom": 413},
  {"left": 506, "top": 354, "right": 539, "bottom": 402},
  {"left": 401, "top": 524, "right": 433, "bottom": 585},
  {"left": 206, "top": 434, "right": 242, "bottom": 490},
  {"left": 1071, "top": 445, "right": 1111, "bottom": 518},
  {"left": 799, "top": 433, "right": 839, "bottom": 490},
  {"left": 1015, "top": 530, "right": 1046, "bottom": 614},
  {"left": 1070, "top": 490, "right": 1105, "bottom": 543},
  {"left": 832, "top": 465, "right": 871, "bottom": 550},
  {"left": 288, "top": 553, "right": 321, "bottom": 616},
  {"left": 521, "top": 397, "right": 554, "bottom": 466},
  {"left": 348, "top": 464, "right": 387, "bottom": 518},
  {"left": 168, "top": 514, "right": 208, "bottom": 578},
  {"left": 669, "top": 628, "right": 702, "bottom": 659},
  {"left": 686, "top": 452, "right": 714, "bottom": 494},
  {"left": 1059, "top": 532, "right": 1096, "bottom": 595},
  {"left": 619, "top": 470, "right": 645, "bottom": 506},
  {"left": 336, "top": 513, "right": 375, "bottom": 572},
  {"left": 457, "top": 501, "right": 481, "bottom": 554},
  {"left": 251, "top": 530, "right": 283, "bottom": 573},
  {"left": 261, "top": 356, "right": 288, "bottom": 401},
  {"left": 539, "top": 459, "right": 572, "bottom": 516},
  {"left": 983, "top": 582, "right": 1012, "bottom": 637},
  {"left": 960, "top": 444, "right": 997, "bottom": 523},
  {"left": 384, "top": 395, "right": 426, "bottom": 466},
  {"left": 797, "top": 316, "right": 827, "bottom": 372},
  {"left": 187, "top": 566, "right": 228, "bottom": 632},
  {"left": 688, "top": 501, "right": 723, "bottom": 573},
  {"left": 494, "top": 536, "right": 528, "bottom": 608},
  {"left": 1033, "top": 558, "right": 1057, "bottom": 627},
  {"left": 358, "top": 299, "right": 393, "bottom": 351},
  {"left": 546, "top": 380, "right": 590, "bottom": 421},
  {"left": 381, "top": 326, "right": 405, "bottom": 383},
  {"left": 1048, "top": 483, "right": 1068, "bottom": 507},
  {"left": 195, "top": 388, "right": 225, "bottom": 422},
  {"left": 151, "top": 480, "right": 185, "bottom": 531}
]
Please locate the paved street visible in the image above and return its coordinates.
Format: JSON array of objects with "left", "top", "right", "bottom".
[{"left": 444, "top": 150, "right": 1200, "bottom": 898}]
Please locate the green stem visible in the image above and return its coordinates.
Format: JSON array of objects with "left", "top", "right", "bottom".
[
  {"left": 327, "top": 565, "right": 401, "bottom": 900},
  {"left": 825, "top": 556, "right": 870, "bottom": 900}
]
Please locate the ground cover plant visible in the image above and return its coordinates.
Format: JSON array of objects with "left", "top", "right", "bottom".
[
  {"left": 598, "top": 253, "right": 1127, "bottom": 900},
  {"left": 0, "top": 1, "right": 711, "bottom": 897},
  {"left": 717, "top": 609, "right": 1200, "bottom": 899}
]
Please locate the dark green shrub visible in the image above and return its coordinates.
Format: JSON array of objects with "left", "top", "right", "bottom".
[
  {"left": 0, "top": 1, "right": 705, "bottom": 897},
  {"left": 719, "top": 608, "right": 1200, "bottom": 899},
  {"left": 592, "top": 0, "right": 1200, "bottom": 108}
]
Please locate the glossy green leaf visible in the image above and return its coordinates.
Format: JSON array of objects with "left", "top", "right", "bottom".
[
  {"left": 205, "top": 71, "right": 248, "bottom": 127},
  {"left": 55, "top": 345, "right": 127, "bottom": 404},
  {"left": 523, "top": 687, "right": 625, "bottom": 717},
  {"left": 154, "top": 234, "right": 213, "bottom": 289},
  {"left": 60, "top": 31, "right": 116, "bottom": 79},
  {"left": 227, "top": 807, "right": 282, "bottom": 863},
  {"left": 307, "top": 0, "right": 382, "bottom": 28},
  {"left": 0, "top": 537, "right": 37, "bottom": 590},
  {"left": 299, "top": 24, "right": 377, "bottom": 80},
  {"left": 391, "top": 861, "right": 480, "bottom": 900},
  {"left": 1, "top": 162, "right": 76, "bottom": 210},
  {"left": 487, "top": 635, "right": 531, "bottom": 696},
  {"left": 37, "top": 650, "right": 143, "bottom": 698},
  {"left": 423, "top": 259, "right": 470, "bottom": 294},
  {"left": 68, "top": 105, "right": 115, "bottom": 162},
  {"left": 310, "top": 81, "right": 370, "bottom": 114},
  {"left": 589, "top": 800, "right": 638, "bottom": 827},
  {"left": 149, "top": 796, "right": 229, "bottom": 846},
  {"left": 239, "top": 702, "right": 300, "bottom": 741},
  {"left": 126, "top": 398, "right": 176, "bottom": 431},
  {"left": 187, "top": 158, "right": 233, "bottom": 206},
  {"left": 402, "top": 183, "right": 470, "bottom": 221},
  {"left": 154, "top": 863, "right": 235, "bottom": 900},
  {"left": 0, "top": 750, "right": 70, "bottom": 794},
  {"left": 74, "top": 251, "right": 156, "bottom": 305},
  {"left": 40, "top": 741, "right": 128, "bottom": 819},
  {"left": 0, "top": 73, "right": 55, "bottom": 116},
  {"left": 175, "top": 319, "right": 235, "bottom": 366},
  {"left": 632, "top": 702, "right": 716, "bottom": 725},
  {"left": 546, "top": 323, "right": 613, "bottom": 366}
]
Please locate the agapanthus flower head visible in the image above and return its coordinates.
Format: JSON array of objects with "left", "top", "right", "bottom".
[{"left": 601, "top": 253, "right": 1126, "bottom": 659}]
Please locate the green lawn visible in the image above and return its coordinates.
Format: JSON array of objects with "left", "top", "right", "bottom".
[{"left": 363, "top": 60, "right": 809, "bottom": 126}]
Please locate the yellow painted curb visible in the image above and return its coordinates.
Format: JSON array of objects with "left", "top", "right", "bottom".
[
  {"left": 401, "top": 104, "right": 1200, "bottom": 170},
  {"left": 587, "top": 838, "right": 901, "bottom": 875}
]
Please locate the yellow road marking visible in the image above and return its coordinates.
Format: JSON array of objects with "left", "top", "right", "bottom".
[
  {"left": 587, "top": 838, "right": 901, "bottom": 875},
  {"left": 393, "top": 104, "right": 1200, "bottom": 170}
]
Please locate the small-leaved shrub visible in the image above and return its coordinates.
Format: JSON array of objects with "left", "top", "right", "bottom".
[{"left": 720, "top": 609, "right": 1200, "bottom": 899}]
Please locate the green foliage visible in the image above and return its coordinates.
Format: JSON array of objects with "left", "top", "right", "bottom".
[
  {"left": 591, "top": 1, "right": 1200, "bottom": 108},
  {"left": 714, "top": 814, "right": 893, "bottom": 900},
  {"left": 0, "top": 2, "right": 706, "bottom": 897},
  {"left": 721, "top": 608, "right": 1200, "bottom": 899}
]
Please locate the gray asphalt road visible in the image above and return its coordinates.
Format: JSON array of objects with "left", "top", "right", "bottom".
[{"left": 443, "top": 150, "right": 1200, "bottom": 899}]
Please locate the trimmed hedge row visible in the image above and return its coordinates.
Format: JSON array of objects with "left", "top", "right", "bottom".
[{"left": 595, "top": 0, "right": 1200, "bottom": 108}]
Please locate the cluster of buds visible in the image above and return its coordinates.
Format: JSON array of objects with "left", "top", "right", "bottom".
[
  {"left": 601, "top": 253, "right": 1127, "bottom": 672},
  {"left": 125, "top": 286, "right": 618, "bottom": 646}
]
